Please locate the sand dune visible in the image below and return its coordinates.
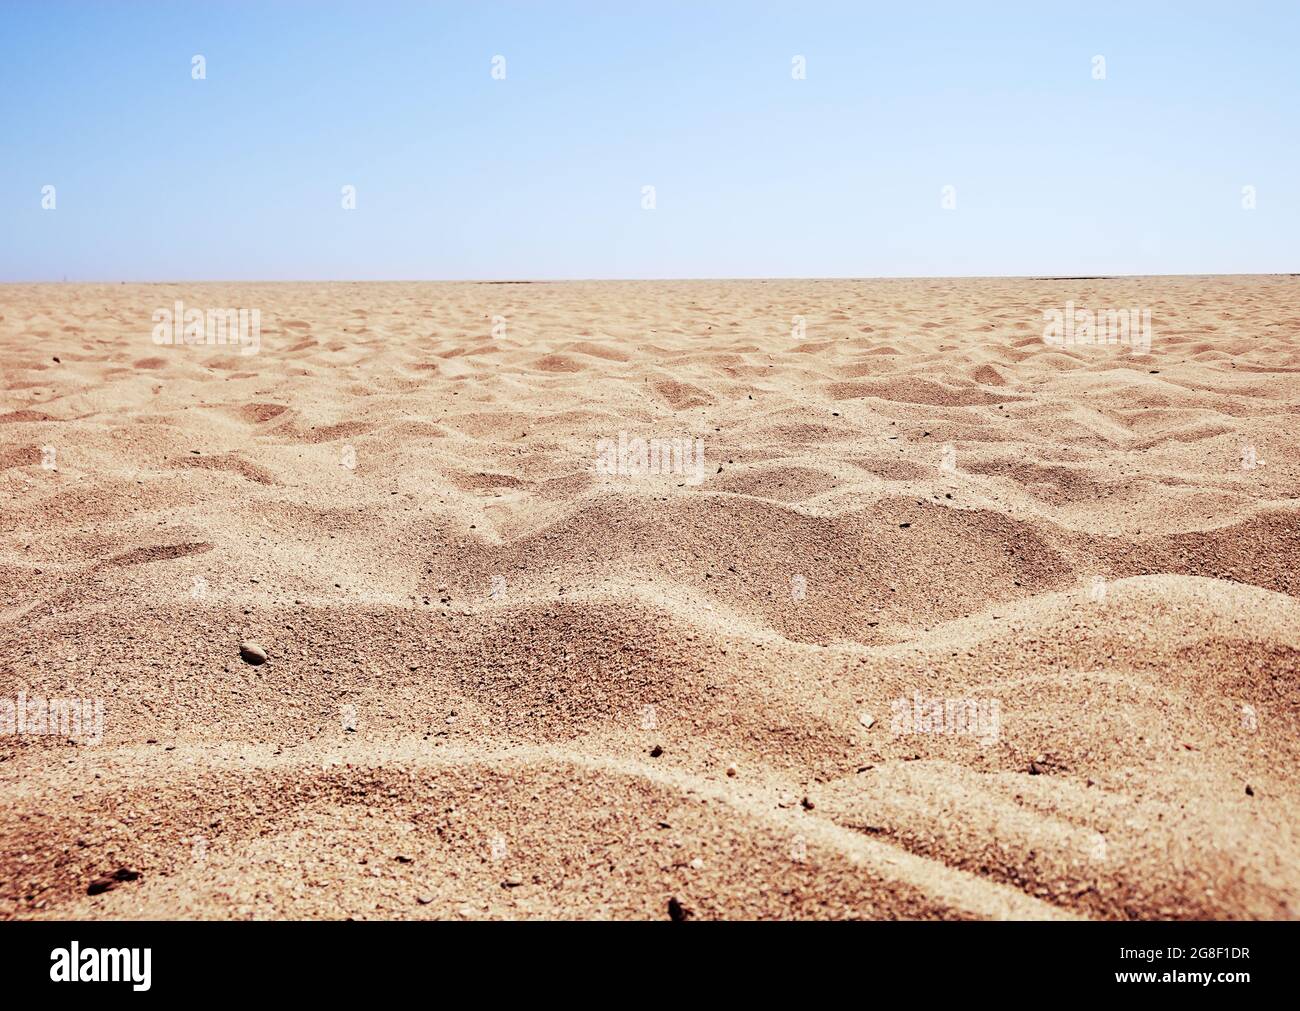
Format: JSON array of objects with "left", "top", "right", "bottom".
[{"left": 1, "top": 276, "right": 1298, "bottom": 919}]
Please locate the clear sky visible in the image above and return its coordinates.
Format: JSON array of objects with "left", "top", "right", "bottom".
[{"left": 2, "top": 1, "right": 1297, "bottom": 281}]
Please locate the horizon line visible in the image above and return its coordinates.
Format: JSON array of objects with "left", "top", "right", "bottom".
[{"left": 3, "top": 271, "right": 1298, "bottom": 286}]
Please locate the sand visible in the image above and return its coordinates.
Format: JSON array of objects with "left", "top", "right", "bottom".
[{"left": 1, "top": 275, "right": 1298, "bottom": 920}]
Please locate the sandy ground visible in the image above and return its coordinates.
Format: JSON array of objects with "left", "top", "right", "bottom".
[{"left": 1, "top": 276, "right": 1298, "bottom": 920}]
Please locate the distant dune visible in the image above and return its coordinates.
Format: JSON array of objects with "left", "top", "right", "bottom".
[{"left": 1, "top": 276, "right": 1298, "bottom": 919}]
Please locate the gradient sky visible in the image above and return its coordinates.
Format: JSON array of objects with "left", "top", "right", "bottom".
[{"left": 2, "top": 1, "right": 1297, "bottom": 281}]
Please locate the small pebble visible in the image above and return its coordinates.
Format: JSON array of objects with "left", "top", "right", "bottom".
[
  {"left": 86, "top": 868, "right": 140, "bottom": 896},
  {"left": 239, "top": 642, "right": 267, "bottom": 665}
]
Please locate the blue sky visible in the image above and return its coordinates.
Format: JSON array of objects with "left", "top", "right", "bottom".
[{"left": 1, "top": 1, "right": 1297, "bottom": 280}]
